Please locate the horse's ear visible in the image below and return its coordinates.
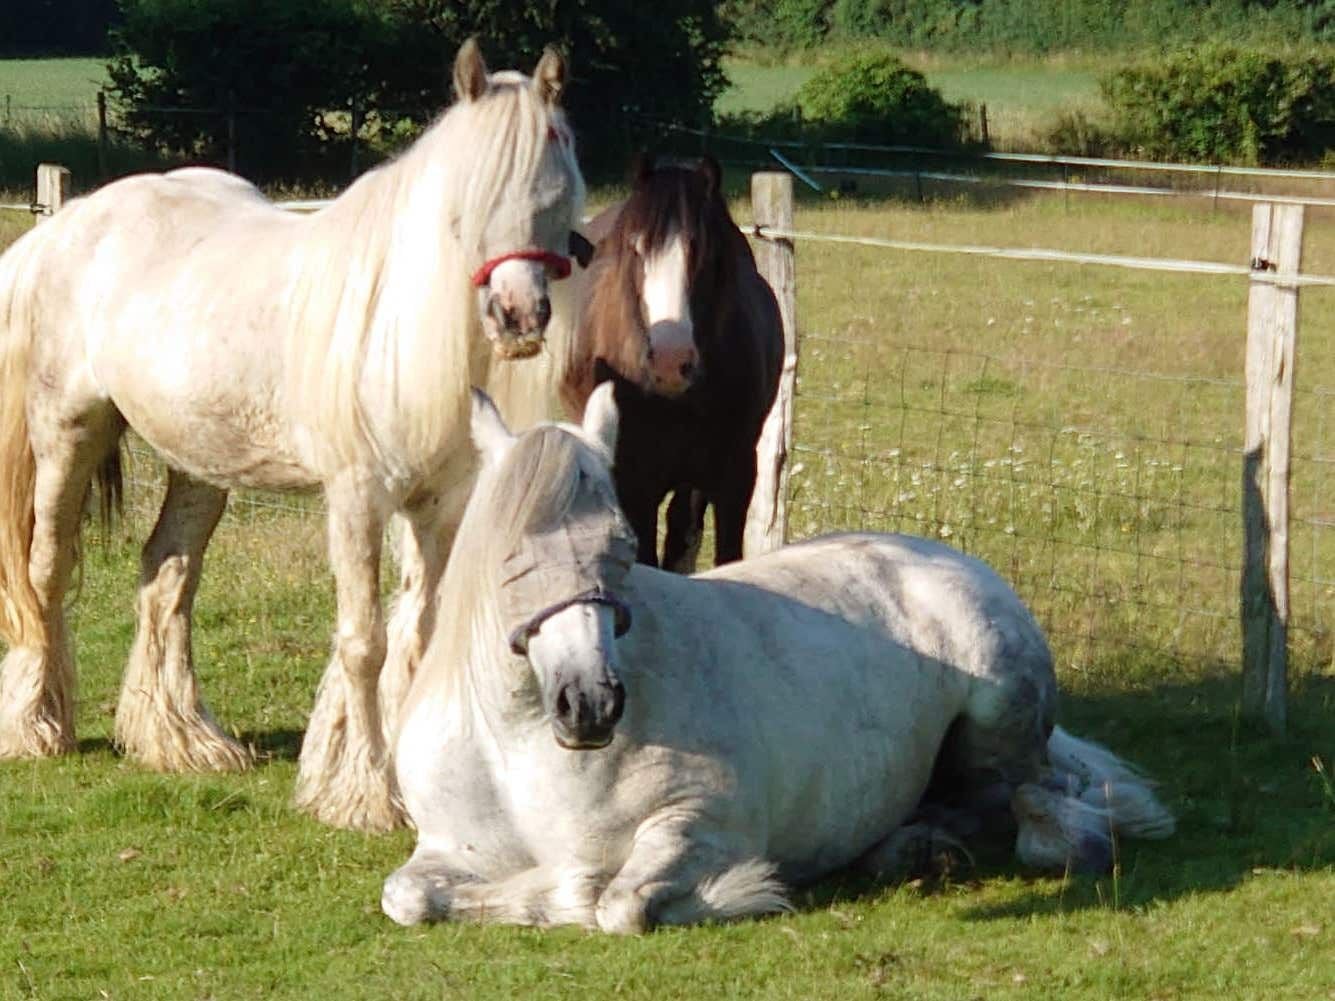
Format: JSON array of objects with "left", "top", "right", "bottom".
[
  {"left": 533, "top": 46, "right": 566, "bottom": 107},
  {"left": 630, "top": 151, "right": 655, "bottom": 186},
  {"left": 698, "top": 154, "right": 723, "bottom": 198},
  {"left": 453, "top": 38, "right": 489, "bottom": 103},
  {"left": 582, "top": 382, "right": 619, "bottom": 458},
  {"left": 470, "top": 388, "right": 514, "bottom": 463}
]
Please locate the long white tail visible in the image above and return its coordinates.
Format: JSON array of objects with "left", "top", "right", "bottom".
[
  {"left": 0, "top": 231, "right": 43, "bottom": 650},
  {"left": 1047, "top": 725, "right": 1176, "bottom": 839}
]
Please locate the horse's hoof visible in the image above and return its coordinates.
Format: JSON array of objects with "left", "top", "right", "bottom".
[
  {"left": 595, "top": 887, "right": 651, "bottom": 935},
  {"left": 382, "top": 871, "right": 443, "bottom": 925}
]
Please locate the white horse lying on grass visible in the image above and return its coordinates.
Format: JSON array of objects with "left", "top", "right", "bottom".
[
  {"left": 0, "top": 39, "right": 584, "bottom": 832},
  {"left": 383, "top": 386, "right": 1174, "bottom": 931}
]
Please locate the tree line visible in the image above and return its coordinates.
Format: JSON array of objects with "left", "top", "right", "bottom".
[{"left": 723, "top": 0, "right": 1335, "bottom": 52}]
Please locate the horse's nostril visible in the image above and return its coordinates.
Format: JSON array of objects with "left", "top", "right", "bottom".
[
  {"left": 535, "top": 296, "right": 552, "bottom": 329},
  {"left": 555, "top": 687, "right": 572, "bottom": 720},
  {"left": 680, "top": 360, "right": 696, "bottom": 380}
]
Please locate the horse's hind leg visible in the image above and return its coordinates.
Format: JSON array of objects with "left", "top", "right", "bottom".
[
  {"left": 295, "top": 472, "right": 400, "bottom": 831},
  {"left": 115, "top": 469, "right": 250, "bottom": 772},
  {"left": 0, "top": 417, "right": 116, "bottom": 758}
]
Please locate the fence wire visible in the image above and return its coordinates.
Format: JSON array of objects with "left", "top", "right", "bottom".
[{"left": 788, "top": 321, "right": 1335, "bottom": 679}]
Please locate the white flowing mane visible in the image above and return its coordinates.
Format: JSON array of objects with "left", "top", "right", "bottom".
[
  {"left": 285, "top": 71, "right": 584, "bottom": 476},
  {"left": 412, "top": 425, "right": 587, "bottom": 712}
]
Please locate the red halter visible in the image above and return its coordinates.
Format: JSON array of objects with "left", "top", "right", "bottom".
[{"left": 470, "top": 249, "right": 573, "bottom": 288}]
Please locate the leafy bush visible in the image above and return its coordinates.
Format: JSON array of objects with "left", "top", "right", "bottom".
[
  {"left": 1101, "top": 45, "right": 1335, "bottom": 164},
  {"left": 792, "top": 51, "right": 965, "bottom": 145},
  {"left": 721, "top": 0, "right": 831, "bottom": 49}
]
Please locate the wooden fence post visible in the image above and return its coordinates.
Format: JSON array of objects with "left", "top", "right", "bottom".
[
  {"left": 1241, "top": 202, "right": 1303, "bottom": 736},
  {"left": 97, "top": 89, "right": 109, "bottom": 179},
  {"left": 35, "top": 163, "right": 70, "bottom": 221},
  {"left": 745, "top": 172, "right": 797, "bottom": 557}
]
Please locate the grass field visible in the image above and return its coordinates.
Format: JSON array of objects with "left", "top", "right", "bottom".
[{"left": 1, "top": 184, "right": 1332, "bottom": 998}]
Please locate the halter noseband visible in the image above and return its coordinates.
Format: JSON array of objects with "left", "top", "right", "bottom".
[
  {"left": 508, "top": 587, "right": 633, "bottom": 656},
  {"left": 471, "top": 249, "right": 573, "bottom": 288}
]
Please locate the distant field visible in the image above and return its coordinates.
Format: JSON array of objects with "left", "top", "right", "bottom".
[
  {"left": 0, "top": 56, "right": 106, "bottom": 109},
  {"left": 718, "top": 53, "right": 1106, "bottom": 147}
]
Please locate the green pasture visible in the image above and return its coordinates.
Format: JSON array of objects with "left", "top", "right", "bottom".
[{"left": 1, "top": 186, "right": 1333, "bottom": 999}]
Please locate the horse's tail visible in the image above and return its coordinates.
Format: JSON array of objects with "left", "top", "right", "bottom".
[
  {"left": 1047, "top": 726, "right": 1176, "bottom": 839},
  {"left": 0, "top": 235, "right": 44, "bottom": 650},
  {"left": 654, "top": 859, "right": 792, "bottom": 927}
]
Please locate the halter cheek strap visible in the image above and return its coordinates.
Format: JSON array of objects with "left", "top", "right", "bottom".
[
  {"left": 508, "top": 587, "right": 633, "bottom": 656},
  {"left": 471, "top": 249, "right": 573, "bottom": 288}
]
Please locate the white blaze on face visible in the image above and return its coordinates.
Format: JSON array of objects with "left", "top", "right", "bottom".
[
  {"left": 638, "top": 229, "right": 699, "bottom": 395},
  {"left": 641, "top": 229, "right": 690, "bottom": 331}
]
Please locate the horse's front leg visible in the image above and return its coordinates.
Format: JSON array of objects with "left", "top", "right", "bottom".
[
  {"left": 618, "top": 486, "right": 661, "bottom": 568},
  {"left": 712, "top": 446, "right": 759, "bottom": 566},
  {"left": 595, "top": 821, "right": 787, "bottom": 934},
  {"left": 116, "top": 470, "right": 251, "bottom": 771},
  {"left": 378, "top": 473, "right": 473, "bottom": 745},
  {"left": 294, "top": 473, "right": 401, "bottom": 831},
  {"left": 662, "top": 488, "right": 706, "bottom": 574},
  {"left": 383, "top": 852, "right": 603, "bottom": 929}
]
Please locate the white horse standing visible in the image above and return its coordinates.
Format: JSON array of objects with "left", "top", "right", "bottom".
[
  {"left": 0, "top": 40, "right": 585, "bottom": 831},
  {"left": 383, "top": 387, "right": 1174, "bottom": 931}
]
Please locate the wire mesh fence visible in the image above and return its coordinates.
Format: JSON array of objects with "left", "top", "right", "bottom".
[{"left": 788, "top": 326, "right": 1333, "bottom": 686}]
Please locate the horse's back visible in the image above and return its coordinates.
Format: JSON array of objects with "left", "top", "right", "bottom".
[{"left": 698, "top": 531, "right": 1051, "bottom": 685}]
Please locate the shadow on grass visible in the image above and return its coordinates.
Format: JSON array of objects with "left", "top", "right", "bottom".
[
  {"left": 956, "top": 670, "right": 1335, "bottom": 920},
  {"left": 244, "top": 728, "right": 305, "bottom": 763},
  {"left": 74, "top": 729, "right": 304, "bottom": 761}
]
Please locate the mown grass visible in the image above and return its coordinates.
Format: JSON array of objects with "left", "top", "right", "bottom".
[{"left": 2, "top": 183, "right": 1334, "bottom": 997}]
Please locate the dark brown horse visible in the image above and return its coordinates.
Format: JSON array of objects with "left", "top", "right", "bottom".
[{"left": 561, "top": 155, "right": 783, "bottom": 570}]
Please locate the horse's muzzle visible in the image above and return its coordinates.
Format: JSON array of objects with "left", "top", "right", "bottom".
[
  {"left": 484, "top": 292, "right": 551, "bottom": 359},
  {"left": 551, "top": 676, "right": 625, "bottom": 750},
  {"left": 478, "top": 255, "right": 562, "bottom": 360}
]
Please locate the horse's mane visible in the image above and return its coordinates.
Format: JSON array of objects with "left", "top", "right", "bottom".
[
  {"left": 410, "top": 424, "right": 586, "bottom": 714},
  {"left": 563, "top": 162, "right": 737, "bottom": 412},
  {"left": 286, "top": 71, "right": 584, "bottom": 477}
]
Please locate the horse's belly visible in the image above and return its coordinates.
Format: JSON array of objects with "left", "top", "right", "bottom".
[
  {"left": 125, "top": 400, "right": 315, "bottom": 491},
  {"left": 94, "top": 319, "right": 317, "bottom": 491},
  {"left": 756, "top": 658, "right": 962, "bottom": 882}
]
